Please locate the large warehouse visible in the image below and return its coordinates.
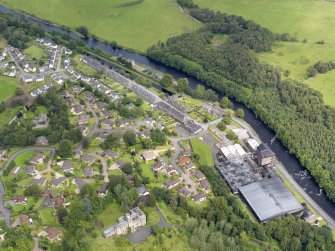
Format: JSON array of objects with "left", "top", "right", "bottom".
[{"left": 239, "top": 177, "right": 303, "bottom": 222}]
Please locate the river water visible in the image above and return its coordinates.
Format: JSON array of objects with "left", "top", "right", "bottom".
[{"left": 1, "top": 5, "right": 335, "bottom": 220}]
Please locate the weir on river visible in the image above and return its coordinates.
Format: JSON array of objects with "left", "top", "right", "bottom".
[{"left": 0, "top": 4, "right": 334, "bottom": 221}]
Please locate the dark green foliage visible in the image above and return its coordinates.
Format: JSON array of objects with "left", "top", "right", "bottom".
[
  {"left": 0, "top": 120, "right": 35, "bottom": 147},
  {"left": 150, "top": 128, "right": 167, "bottom": 146},
  {"left": 101, "top": 132, "right": 121, "bottom": 149},
  {"left": 123, "top": 130, "right": 137, "bottom": 146},
  {"left": 235, "top": 108, "right": 244, "bottom": 119},
  {"left": 36, "top": 88, "right": 82, "bottom": 144},
  {"left": 2, "top": 226, "right": 34, "bottom": 251},
  {"left": 58, "top": 139, "right": 73, "bottom": 158},
  {"left": 160, "top": 74, "right": 174, "bottom": 88},
  {"left": 76, "top": 26, "right": 89, "bottom": 38},
  {"left": 307, "top": 61, "right": 335, "bottom": 77},
  {"left": 23, "top": 184, "right": 41, "bottom": 199}
]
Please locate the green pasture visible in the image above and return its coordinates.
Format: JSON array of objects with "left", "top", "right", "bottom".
[
  {"left": 0, "top": 76, "right": 18, "bottom": 102},
  {"left": 189, "top": 138, "right": 214, "bottom": 167},
  {"left": 24, "top": 45, "right": 44, "bottom": 60},
  {"left": 194, "top": 0, "right": 335, "bottom": 44},
  {"left": 1, "top": 0, "right": 201, "bottom": 52}
]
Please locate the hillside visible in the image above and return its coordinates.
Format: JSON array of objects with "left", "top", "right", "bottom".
[
  {"left": 0, "top": 0, "right": 201, "bottom": 52},
  {"left": 194, "top": 0, "right": 335, "bottom": 107}
]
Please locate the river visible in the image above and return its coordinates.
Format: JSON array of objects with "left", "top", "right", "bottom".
[{"left": 1, "top": 5, "right": 335, "bottom": 220}]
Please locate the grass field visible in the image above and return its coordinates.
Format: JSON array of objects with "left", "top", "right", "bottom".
[
  {"left": 24, "top": 45, "right": 44, "bottom": 60},
  {"left": 97, "top": 202, "right": 124, "bottom": 228},
  {"left": 258, "top": 41, "right": 335, "bottom": 107},
  {"left": 14, "top": 150, "right": 34, "bottom": 166},
  {"left": 90, "top": 232, "right": 192, "bottom": 251},
  {"left": 0, "top": 76, "right": 18, "bottom": 102},
  {"left": 189, "top": 138, "right": 214, "bottom": 167},
  {"left": 0, "top": 0, "right": 201, "bottom": 52},
  {"left": 194, "top": 0, "right": 335, "bottom": 44}
]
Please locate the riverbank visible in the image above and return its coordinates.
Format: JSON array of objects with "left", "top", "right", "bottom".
[{"left": 232, "top": 117, "right": 335, "bottom": 230}]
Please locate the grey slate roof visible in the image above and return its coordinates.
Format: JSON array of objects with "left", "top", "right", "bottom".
[{"left": 239, "top": 177, "right": 303, "bottom": 222}]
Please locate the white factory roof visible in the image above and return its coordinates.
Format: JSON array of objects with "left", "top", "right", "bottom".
[
  {"left": 220, "top": 144, "right": 246, "bottom": 161},
  {"left": 246, "top": 138, "right": 260, "bottom": 151}
]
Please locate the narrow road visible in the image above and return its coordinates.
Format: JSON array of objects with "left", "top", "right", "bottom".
[
  {"left": 0, "top": 147, "right": 56, "bottom": 227},
  {"left": 84, "top": 151, "right": 109, "bottom": 182},
  {"left": 232, "top": 117, "right": 335, "bottom": 230}
]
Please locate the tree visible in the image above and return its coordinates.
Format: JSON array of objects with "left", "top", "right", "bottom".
[
  {"left": 160, "top": 74, "right": 173, "bottom": 88},
  {"left": 82, "top": 137, "right": 90, "bottom": 149},
  {"left": 123, "top": 130, "right": 137, "bottom": 146},
  {"left": 23, "top": 184, "right": 41, "bottom": 199},
  {"left": 177, "top": 78, "right": 189, "bottom": 92},
  {"left": 226, "top": 131, "right": 238, "bottom": 141},
  {"left": 57, "top": 207, "right": 68, "bottom": 225},
  {"left": 76, "top": 26, "right": 89, "bottom": 38},
  {"left": 217, "top": 121, "right": 226, "bottom": 131},
  {"left": 151, "top": 129, "right": 166, "bottom": 146},
  {"left": 235, "top": 108, "right": 244, "bottom": 119},
  {"left": 58, "top": 139, "right": 73, "bottom": 158},
  {"left": 142, "top": 138, "right": 154, "bottom": 149},
  {"left": 122, "top": 162, "right": 134, "bottom": 175},
  {"left": 102, "top": 133, "right": 120, "bottom": 149},
  {"left": 220, "top": 97, "right": 232, "bottom": 109}
]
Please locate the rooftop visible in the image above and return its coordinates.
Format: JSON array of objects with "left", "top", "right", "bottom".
[{"left": 239, "top": 176, "right": 303, "bottom": 222}]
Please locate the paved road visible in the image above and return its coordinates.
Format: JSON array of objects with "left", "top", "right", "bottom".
[
  {"left": 0, "top": 147, "right": 56, "bottom": 227},
  {"left": 84, "top": 151, "right": 109, "bottom": 182},
  {"left": 232, "top": 117, "right": 335, "bottom": 230}
]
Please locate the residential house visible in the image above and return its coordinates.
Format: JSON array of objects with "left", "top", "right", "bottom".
[
  {"left": 152, "top": 161, "right": 165, "bottom": 172},
  {"left": 100, "top": 119, "right": 114, "bottom": 130},
  {"left": 182, "top": 145, "right": 192, "bottom": 156},
  {"left": 102, "top": 151, "right": 118, "bottom": 160},
  {"left": 137, "top": 184, "right": 149, "bottom": 197},
  {"left": 59, "top": 160, "right": 74, "bottom": 173},
  {"left": 103, "top": 207, "right": 146, "bottom": 237},
  {"left": 82, "top": 155, "right": 96, "bottom": 165},
  {"left": 163, "top": 179, "right": 181, "bottom": 189},
  {"left": 178, "top": 156, "right": 190, "bottom": 166},
  {"left": 71, "top": 105, "right": 84, "bottom": 115},
  {"left": 84, "top": 167, "right": 93, "bottom": 177},
  {"left": 45, "top": 227, "right": 61, "bottom": 242},
  {"left": 118, "top": 119, "right": 132, "bottom": 128},
  {"left": 200, "top": 179, "right": 210, "bottom": 193},
  {"left": 192, "top": 193, "right": 207, "bottom": 204},
  {"left": 78, "top": 115, "right": 89, "bottom": 125},
  {"left": 184, "top": 162, "right": 195, "bottom": 173},
  {"left": 95, "top": 102, "right": 108, "bottom": 111},
  {"left": 177, "top": 186, "right": 192, "bottom": 198},
  {"left": 97, "top": 182, "right": 109, "bottom": 197},
  {"left": 10, "top": 166, "right": 21, "bottom": 175},
  {"left": 12, "top": 195, "right": 28, "bottom": 205},
  {"left": 73, "top": 178, "right": 87, "bottom": 190},
  {"left": 0, "top": 149, "right": 6, "bottom": 158},
  {"left": 51, "top": 177, "right": 68, "bottom": 188},
  {"left": 31, "top": 152, "right": 45, "bottom": 165},
  {"left": 141, "top": 151, "right": 157, "bottom": 161},
  {"left": 193, "top": 171, "right": 206, "bottom": 181},
  {"left": 32, "top": 178, "right": 46, "bottom": 186},
  {"left": 53, "top": 197, "right": 65, "bottom": 209},
  {"left": 35, "top": 136, "right": 49, "bottom": 145},
  {"left": 165, "top": 166, "right": 178, "bottom": 176},
  {"left": 25, "top": 165, "right": 36, "bottom": 176},
  {"left": 78, "top": 125, "right": 88, "bottom": 136}
]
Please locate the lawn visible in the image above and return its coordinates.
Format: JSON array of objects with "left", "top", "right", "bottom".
[
  {"left": 90, "top": 230, "right": 192, "bottom": 251},
  {"left": 24, "top": 45, "right": 44, "bottom": 60},
  {"left": 0, "top": 107, "right": 20, "bottom": 129},
  {"left": 97, "top": 202, "right": 124, "bottom": 228},
  {"left": 72, "top": 54, "right": 97, "bottom": 76},
  {"left": 1, "top": 0, "right": 201, "bottom": 52},
  {"left": 39, "top": 208, "right": 60, "bottom": 226},
  {"left": 0, "top": 76, "right": 18, "bottom": 102},
  {"left": 14, "top": 150, "right": 34, "bottom": 166},
  {"left": 194, "top": 0, "right": 335, "bottom": 44},
  {"left": 189, "top": 138, "right": 214, "bottom": 167}
]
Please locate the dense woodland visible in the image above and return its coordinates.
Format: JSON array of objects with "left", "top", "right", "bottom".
[
  {"left": 0, "top": 88, "right": 82, "bottom": 148},
  {"left": 148, "top": 0, "right": 335, "bottom": 204}
]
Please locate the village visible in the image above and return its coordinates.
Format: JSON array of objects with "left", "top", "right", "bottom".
[{"left": 0, "top": 37, "right": 321, "bottom": 247}]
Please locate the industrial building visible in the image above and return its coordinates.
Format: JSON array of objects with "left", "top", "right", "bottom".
[
  {"left": 239, "top": 176, "right": 303, "bottom": 222},
  {"left": 257, "top": 143, "right": 276, "bottom": 166}
]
